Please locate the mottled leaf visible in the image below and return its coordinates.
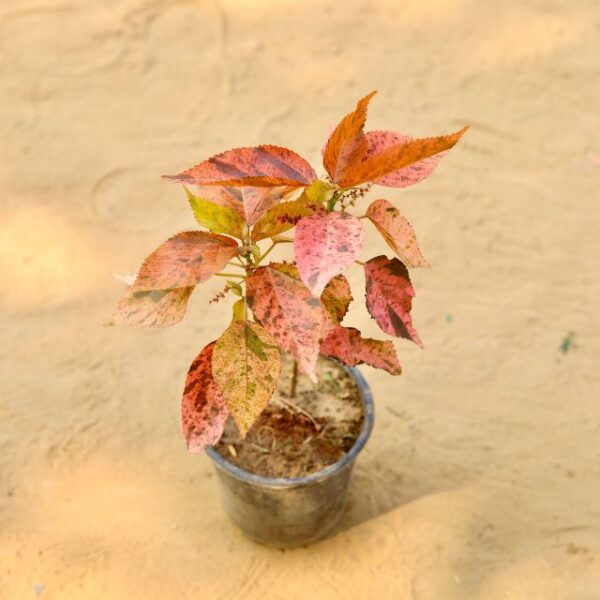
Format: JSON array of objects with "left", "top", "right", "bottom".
[
  {"left": 294, "top": 212, "right": 364, "bottom": 296},
  {"left": 192, "top": 186, "right": 245, "bottom": 217},
  {"left": 240, "top": 186, "right": 285, "bottom": 225},
  {"left": 364, "top": 256, "right": 422, "bottom": 347},
  {"left": 366, "top": 199, "right": 429, "bottom": 268},
  {"left": 320, "top": 325, "right": 402, "bottom": 375},
  {"left": 320, "top": 274, "right": 352, "bottom": 334},
  {"left": 163, "top": 145, "right": 317, "bottom": 188},
  {"left": 247, "top": 265, "right": 322, "bottom": 382},
  {"left": 133, "top": 231, "right": 238, "bottom": 291},
  {"left": 181, "top": 342, "right": 229, "bottom": 452},
  {"left": 251, "top": 195, "right": 321, "bottom": 242},
  {"left": 212, "top": 320, "right": 281, "bottom": 436},
  {"left": 364, "top": 131, "right": 446, "bottom": 188},
  {"left": 338, "top": 126, "right": 469, "bottom": 187},
  {"left": 112, "top": 286, "right": 194, "bottom": 328},
  {"left": 186, "top": 188, "right": 244, "bottom": 238},
  {"left": 323, "top": 92, "right": 376, "bottom": 183}
]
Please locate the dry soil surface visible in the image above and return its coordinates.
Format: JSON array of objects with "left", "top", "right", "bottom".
[{"left": 1, "top": 1, "right": 599, "bottom": 598}]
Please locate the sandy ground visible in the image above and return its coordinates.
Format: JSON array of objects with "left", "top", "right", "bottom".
[{"left": 1, "top": 0, "right": 599, "bottom": 598}]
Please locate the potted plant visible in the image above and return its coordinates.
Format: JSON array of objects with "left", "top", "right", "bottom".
[{"left": 112, "top": 92, "right": 467, "bottom": 547}]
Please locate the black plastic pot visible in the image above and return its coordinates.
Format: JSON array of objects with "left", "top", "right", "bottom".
[{"left": 205, "top": 366, "right": 374, "bottom": 548}]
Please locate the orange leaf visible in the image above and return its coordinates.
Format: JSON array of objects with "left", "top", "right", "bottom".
[
  {"left": 338, "top": 126, "right": 469, "bottom": 187},
  {"left": 322, "top": 91, "right": 376, "bottom": 184}
]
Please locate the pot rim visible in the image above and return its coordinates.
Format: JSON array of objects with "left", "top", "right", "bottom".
[{"left": 205, "top": 365, "right": 374, "bottom": 488}]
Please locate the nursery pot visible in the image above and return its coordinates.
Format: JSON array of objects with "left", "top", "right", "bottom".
[{"left": 205, "top": 366, "right": 374, "bottom": 548}]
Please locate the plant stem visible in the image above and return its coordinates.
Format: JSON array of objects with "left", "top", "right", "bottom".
[
  {"left": 215, "top": 272, "right": 245, "bottom": 279},
  {"left": 354, "top": 260, "right": 365, "bottom": 267},
  {"left": 290, "top": 359, "right": 299, "bottom": 399},
  {"left": 258, "top": 241, "right": 277, "bottom": 264}
]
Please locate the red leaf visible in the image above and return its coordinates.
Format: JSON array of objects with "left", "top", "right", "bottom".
[
  {"left": 364, "top": 256, "right": 422, "bottom": 347},
  {"left": 133, "top": 231, "right": 238, "bottom": 291},
  {"left": 364, "top": 131, "right": 446, "bottom": 188},
  {"left": 366, "top": 199, "right": 429, "bottom": 268},
  {"left": 323, "top": 91, "right": 376, "bottom": 184},
  {"left": 338, "top": 126, "right": 469, "bottom": 187},
  {"left": 111, "top": 286, "right": 194, "bottom": 328},
  {"left": 320, "top": 274, "right": 352, "bottom": 335},
  {"left": 247, "top": 264, "right": 322, "bottom": 382},
  {"left": 294, "top": 212, "right": 364, "bottom": 296},
  {"left": 320, "top": 326, "right": 401, "bottom": 375},
  {"left": 163, "top": 145, "right": 317, "bottom": 188},
  {"left": 181, "top": 342, "right": 229, "bottom": 452}
]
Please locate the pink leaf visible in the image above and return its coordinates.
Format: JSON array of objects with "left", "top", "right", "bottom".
[
  {"left": 366, "top": 199, "right": 429, "bottom": 268},
  {"left": 181, "top": 342, "right": 229, "bottom": 452},
  {"left": 133, "top": 231, "right": 238, "bottom": 291},
  {"left": 163, "top": 145, "right": 317, "bottom": 188},
  {"left": 246, "top": 264, "right": 322, "bottom": 382},
  {"left": 294, "top": 212, "right": 364, "bottom": 296},
  {"left": 364, "top": 131, "right": 446, "bottom": 188},
  {"left": 364, "top": 256, "right": 422, "bottom": 347},
  {"left": 111, "top": 286, "right": 194, "bottom": 328},
  {"left": 320, "top": 325, "right": 401, "bottom": 375}
]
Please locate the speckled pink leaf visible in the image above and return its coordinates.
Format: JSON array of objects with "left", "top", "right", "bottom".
[
  {"left": 323, "top": 92, "right": 376, "bottom": 184},
  {"left": 163, "top": 145, "right": 317, "bottom": 188},
  {"left": 181, "top": 342, "right": 229, "bottom": 452},
  {"left": 320, "top": 325, "right": 401, "bottom": 375},
  {"left": 320, "top": 274, "right": 353, "bottom": 335},
  {"left": 133, "top": 231, "right": 238, "bottom": 291},
  {"left": 212, "top": 320, "right": 281, "bottom": 437},
  {"left": 364, "top": 256, "right": 423, "bottom": 347},
  {"left": 111, "top": 286, "right": 194, "bottom": 328},
  {"left": 294, "top": 212, "right": 364, "bottom": 296},
  {"left": 247, "top": 264, "right": 322, "bottom": 382},
  {"left": 364, "top": 131, "right": 446, "bottom": 188},
  {"left": 366, "top": 199, "right": 429, "bottom": 268}
]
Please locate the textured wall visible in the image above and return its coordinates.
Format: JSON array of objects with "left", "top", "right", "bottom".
[{"left": 1, "top": 0, "right": 599, "bottom": 597}]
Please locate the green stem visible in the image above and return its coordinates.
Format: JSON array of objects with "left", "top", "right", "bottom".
[{"left": 215, "top": 272, "right": 246, "bottom": 279}]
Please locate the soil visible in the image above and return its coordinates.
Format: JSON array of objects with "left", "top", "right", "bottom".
[{"left": 214, "top": 356, "right": 363, "bottom": 478}]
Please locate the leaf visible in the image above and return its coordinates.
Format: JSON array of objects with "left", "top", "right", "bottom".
[
  {"left": 232, "top": 298, "right": 246, "bottom": 321},
  {"left": 304, "top": 179, "right": 335, "bottom": 204},
  {"left": 212, "top": 320, "right": 281, "bottom": 436},
  {"left": 320, "top": 325, "right": 402, "bottom": 375},
  {"left": 246, "top": 265, "right": 322, "bottom": 382},
  {"left": 323, "top": 92, "right": 376, "bottom": 184},
  {"left": 181, "top": 342, "right": 229, "bottom": 452},
  {"left": 364, "top": 256, "right": 423, "bottom": 347},
  {"left": 294, "top": 211, "right": 364, "bottom": 296},
  {"left": 251, "top": 195, "right": 321, "bottom": 242},
  {"left": 363, "top": 131, "right": 446, "bottom": 188},
  {"left": 338, "top": 126, "right": 469, "bottom": 187},
  {"left": 163, "top": 145, "right": 317, "bottom": 188},
  {"left": 240, "top": 186, "right": 286, "bottom": 226},
  {"left": 186, "top": 188, "right": 245, "bottom": 238},
  {"left": 366, "top": 199, "right": 429, "bottom": 268},
  {"left": 133, "top": 231, "right": 238, "bottom": 291},
  {"left": 111, "top": 286, "right": 194, "bottom": 328},
  {"left": 320, "top": 274, "right": 352, "bottom": 334},
  {"left": 193, "top": 186, "right": 245, "bottom": 217}
]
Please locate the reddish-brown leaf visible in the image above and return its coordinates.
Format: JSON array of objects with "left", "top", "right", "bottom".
[
  {"left": 320, "top": 274, "right": 352, "bottom": 335},
  {"left": 111, "top": 286, "right": 194, "bottom": 328},
  {"left": 212, "top": 320, "right": 281, "bottom": 436},
  {"left": 247, "top": 264, "right": 322, "bottom": 382},
  {"left": 366, "top": 199, "right": 429, "bottom": 268},
  {"left": 163, "top": 145, "right": 317, "bottom": 188},
  {"left": 181, "top": 342, "right": 229, "bottom": 452},
  {"left": 191, "top": 186, "right": 245, "bottom": 218},
  {"left": 133, "top": 231, "right": 238, "bottom": 291},
  {"left": 338, "top": 126, "right": 469, "bottom": 187},
  {"left": 320, "top": 325, "right": 401, "bottom": 375},
  {"left": 294, "top": 212, "right": 364, "bottom": 296},
  {"left": 323, "top": 91, "right": 376, "bottom": 184},
  {"left": 364, "top": 256, "right": 423, "bottom": 347},
  {"left": 364, "top": 131, "right": 446, "bottom": 188}
]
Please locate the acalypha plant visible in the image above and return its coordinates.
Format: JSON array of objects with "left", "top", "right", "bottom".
[{"left": 112, "top": 92, "right": 467, "bottom": 452}]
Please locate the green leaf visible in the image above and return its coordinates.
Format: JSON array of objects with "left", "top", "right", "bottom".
[
  {"left": 232, "top": 298, "right": 246, "bottom": 321},
  {"left": 186, "top": 187, "right": 244, "bottom": 238},
  {"left": 304, "top": 179, "right": 335, "bottom": 204}
]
